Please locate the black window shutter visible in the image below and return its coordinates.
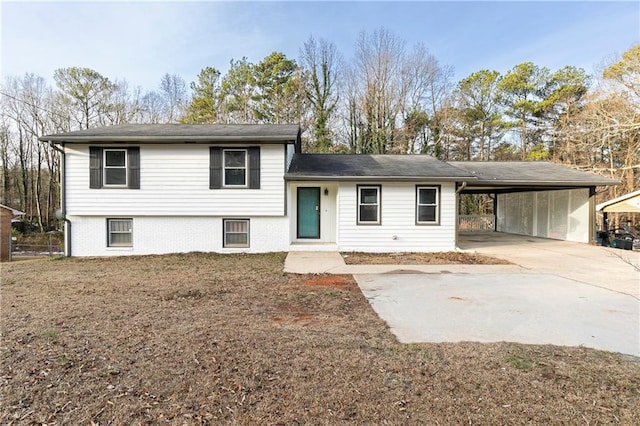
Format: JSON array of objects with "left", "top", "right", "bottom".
[
  {"left": 127, "top": 147, "right": 140, "bottom": 189},
  {"left": 249, "top": 147, "right": 260, "bottom": 189},
  {"left": 89, "top": 147, "right": 102, "bottom": 189},
  {"left": 210, "top": 147, "right": 222, "bottom": 189}
]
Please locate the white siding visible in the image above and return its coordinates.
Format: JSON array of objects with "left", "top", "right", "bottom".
[
  {"left": 337, "top": 182, "right": 457, "bottom": 252},
  {"left": 69, "top": 215, "right": 289, "bottom": 256},
  {"left": 497, "top": 188, "right": 590, "bottom": 243},
  {"left": 65, "top": 144, "right": 287, "bottom": 216}
]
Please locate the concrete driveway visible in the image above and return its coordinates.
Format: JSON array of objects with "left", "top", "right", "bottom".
[
  {"left": 356, "top": 272, "right": 639, "bottom": 356},
  {"left": 353, "top": 233, "right": 640, "bottom": 356},
  {"left": 458, "top": 232, "right": 640, "bottom": 299}
]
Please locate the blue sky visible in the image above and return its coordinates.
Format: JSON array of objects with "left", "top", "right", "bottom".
[{"left": 1, "top": 1, "right": 638, "bottom": 91}]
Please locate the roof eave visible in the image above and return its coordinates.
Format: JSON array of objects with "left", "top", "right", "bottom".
[
  {"left": 467, "top": 180, "right": 619, "bottom": 187},
  {"left": 284, "top": 175, "right": 475, "bottom": 182},
  {"left": 40, "top": 135, "right": 298, "bottom": 144}
]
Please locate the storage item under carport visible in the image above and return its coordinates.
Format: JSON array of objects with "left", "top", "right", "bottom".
[{"left": 611, "top": 237, "right": 633, "bottom": 250}]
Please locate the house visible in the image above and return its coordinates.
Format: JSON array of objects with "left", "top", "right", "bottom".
[{"left": 39, "top": 124, "right": 617, "bottom": 257}]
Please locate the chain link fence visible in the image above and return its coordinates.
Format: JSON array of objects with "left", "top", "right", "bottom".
[{"left": 11, "top": 233, "right": 63, "bottom": 257}]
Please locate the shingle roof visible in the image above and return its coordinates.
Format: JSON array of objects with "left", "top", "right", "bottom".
[
  {"left": 285, "top": 154, "right": 475, "bottom": 181},
  {"left": 448, "top": 161, "right": 618, "bottom": 187},
  {"left": 40, "top": 124, "right": 301, "bottom": 143}
]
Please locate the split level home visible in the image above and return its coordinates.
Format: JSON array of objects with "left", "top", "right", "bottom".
[{"left": 39, "top": 124, "right": 617, "bottom": 257}]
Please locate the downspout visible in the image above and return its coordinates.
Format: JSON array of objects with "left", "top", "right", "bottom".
[
  {"left": 455, "top": 181, "right": 468, "bottom": 195},
  {"left": 454, "top": 181, "right": 468, "bottom": 248},
  {"left": 49, "top": 141, "right": 71, "bottom": 257}
]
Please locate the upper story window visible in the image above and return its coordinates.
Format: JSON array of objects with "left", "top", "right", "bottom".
[
  {"left": 210, "top": 147, "right": 260, "bottom": 189},
  {"left": 90, "top": 147, "right": 140, "bottom": 189},
  {"left": 358, "top": 185, "right": 381, "bottom": 225},
  {"left": 104, "top": 149, "right": 127, "bottom": 186},
  {"left": 416, "top": 186, "right": 440, "bottom": 225},
  {"left": 223, "top": 149, "right": 247, "bottom": 187}
]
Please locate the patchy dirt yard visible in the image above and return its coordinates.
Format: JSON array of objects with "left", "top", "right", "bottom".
[
  {"left": 342, "top": 251, "right": 510, "bottom": 265},
  {"left": 2, "top": 253, "right": 639, "bottom": 424}
]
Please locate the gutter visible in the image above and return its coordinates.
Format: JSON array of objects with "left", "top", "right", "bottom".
[
  {"left": 284, "top": 175, "right": 476, "bottom": 182},
  {"left": 40, "top": 136, "right": 298, "bottom": 144},
  {"left": 48, "top": 141, "right": 71, "bottom": 257}
]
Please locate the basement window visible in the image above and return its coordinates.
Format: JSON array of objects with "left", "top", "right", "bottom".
[{"left": 223, "top": 219, "right": 250, "bottom": 248}]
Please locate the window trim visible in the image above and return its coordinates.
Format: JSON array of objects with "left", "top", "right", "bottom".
[
  {"left": 222, "top": 149, "right": 248, "bottom": 188},
  {"left": 103, "top": 148, "right": 128, "bottom": 187},
  {"left": 357, "top": 185, "right": 381, "bottom": 225},
  {"left": 416, "top": 185, "right": 441, "bottom": 225},
  {"left": 107, "top": 218, "right": 133, "bottom": 247},
  {"left": 223, "top": 218, "right": 250, "bottom": 248}
]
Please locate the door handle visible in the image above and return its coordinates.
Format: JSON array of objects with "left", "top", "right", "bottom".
[{"left": 315, "top": 205, "right": 319, "bottom": 211}]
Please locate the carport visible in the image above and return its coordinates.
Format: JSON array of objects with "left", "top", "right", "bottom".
[
  {"left": 596, "top": 189, "right": 640, "bottom": 232},
  {"left": 450, "top": 162, "right": 619, "bottom": 244}
]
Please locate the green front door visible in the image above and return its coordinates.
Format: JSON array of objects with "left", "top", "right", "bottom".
[{"left": 297, "top": 187, "right": 320, "bottom": 239}]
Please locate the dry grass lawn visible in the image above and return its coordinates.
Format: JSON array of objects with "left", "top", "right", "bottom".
[{"left": 2, "top": 253, "right": 639, "bottom": 424}]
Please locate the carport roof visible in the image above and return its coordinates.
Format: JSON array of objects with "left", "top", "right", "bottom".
[
  {"left": 449, "top": 161, "right": 618, "bottom": 190},
  {"left": 286, "top": 155, "right": 619, "bottom": 187},
  {"left": 285, "top": 154, "right": 475, "bottom": 181}
]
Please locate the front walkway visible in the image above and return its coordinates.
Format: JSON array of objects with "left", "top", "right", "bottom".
[{"left": 283, "top": 251, "right": 525, "bottom": 275}]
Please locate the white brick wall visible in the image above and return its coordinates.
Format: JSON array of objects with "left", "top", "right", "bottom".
[{"left": 69, "top": 216, "right": 289, "bottom": 256}]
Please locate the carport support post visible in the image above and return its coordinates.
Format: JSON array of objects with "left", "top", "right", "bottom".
[
  {"left": 589, "top": 186, "right": 596, "bottom": 243},
  {"left": 493, "top": 193, "right": 498, "bottom": 232}
]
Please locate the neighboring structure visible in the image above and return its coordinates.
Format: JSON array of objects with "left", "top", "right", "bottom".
[
  {"left": 596, "top": 189, "right": 640, "bottom": 231},
  {"left": 596, "top": 190, "right": 640, "bottom": 214},
  {"left": 39, "top": 124, "right": 618, "bottom": 257},
  {"left": 0, "top": 204, "right": 25, "bottom": 262}
]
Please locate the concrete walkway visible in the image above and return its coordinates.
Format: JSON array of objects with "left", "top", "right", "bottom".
[
  {"left": 285, "top": 234, "right": 640, "bottom": 299},
  {"left": 284, "top": 251, "right": 527, "bottom": 275}
]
